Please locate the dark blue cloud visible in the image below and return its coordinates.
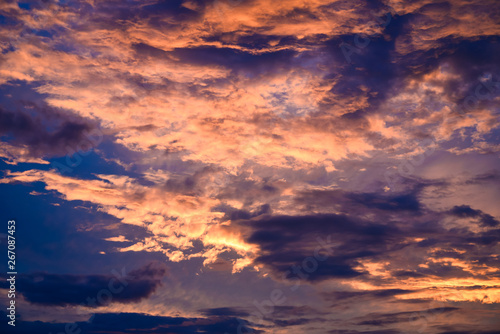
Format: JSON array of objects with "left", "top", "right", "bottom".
[
  {"left": 171, "top": 46, "right": 297, "bottom": 75},
  {"left": 449, "top": 205, "right": 499, "bottom": 227},
  {"left": 355, "top": 307, "right": 459, "bottom": 326},
  {"left": 328, "top": 289, "right": 414, "bottom": 301},
  {"left": 200, "top": 307, "right": 250, "bottom": 317},
  {"left": 0, "top": 262, "right": 167, "bottom": 307},
  {"left": 0, "top": 312, "right": 261, "bottom": 334},
  {"left": 0, "top": 82, "right": 102, "bottom": 159},
  {"left": 238, "top": 184, "right": 500, "bottom": 283},
  {"left": 294, "top": 189, "right": 422, "bottom": 214},
  {"left": 240, "top": 213, "right": 400, "bottom": 281}
]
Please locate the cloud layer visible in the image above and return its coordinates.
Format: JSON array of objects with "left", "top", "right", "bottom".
[{"left": 1, "top": 0, "right": 499, "bottom": 333}]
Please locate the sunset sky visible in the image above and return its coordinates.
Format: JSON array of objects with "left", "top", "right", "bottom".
[{"left": 0, "top": 0, "right": 500, "bottom": 333}]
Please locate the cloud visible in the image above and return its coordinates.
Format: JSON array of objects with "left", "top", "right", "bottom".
[
  {"left": 231, "top": 185, "right": 500, "bottom": 303},
  {"left": 240, "top": 212, "right": 394, "bottom": 281},
  {"left": 0, "top": 105, "right": 95, "bottom": 154},
  {"left": 0, "top": 262, "right": 167, "bottom": 307},
  {"left": 199, "top": 307, "right": 250, "bottom": 317},
  {"left": 0, "top": 0, "right": 500, "bottom": 332},
  {"left": 449, "top": 205, "right": 499, "bottom": 227},
  {"left": 355, "top": 307, "right": 459, "bottom": 326},
  {"left": 0, "top": 169, "right": 254, "bottom": 266},
  {"left": 0, "top": 311, "right": 260, "bottom": 334}
]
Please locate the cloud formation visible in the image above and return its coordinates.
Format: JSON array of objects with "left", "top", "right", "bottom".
[
  {"left": 0, "top": 0, "right": 499, "bottom": 333},
  {"left": 0, "top": 262, "right": 167, "bottom": 307}
]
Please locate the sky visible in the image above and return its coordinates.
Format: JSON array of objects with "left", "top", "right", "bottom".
[{"left": 0, "top": 0, "right": 499, "bottom": 333}]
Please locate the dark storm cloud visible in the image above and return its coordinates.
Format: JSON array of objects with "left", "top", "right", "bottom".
[
  {"left": 74, "top": 0, "right": 204, "bottom": 30},
  {"left": 328, "top": 330, "right": 402, "bottom": 334},
  {"left": 466, "top": 171, "right": 500, "bottom": 184},
  {"left": 133, "top": 39, "right": 297, "bottom": 80},
  {"left": 395, "top": 263, "right": 468, "bottom": 279},
  {"left": 200, "top": 307, "right": 250, "bottom": 317},
  {"left": 0, "top": 84, "right": 102, "bottom": 160},
  {"left": 203, "top": 32, "right": 287, "bottom": 50},
  {"left": 328, "top": 288, "right": 415, "bottom": 301},
  {"left": 355, "top": 307, "right": 459, "bottom": 326},
  {"left": 318, "top": 6, "right": 500, "bottom": 118},
  {"left": 171, "top": 47, "right": 297, "bottom": 75},
  {"left": 442, "top": 38, "right": 500, "bottom": 84},
  {"left": 347, "top": 192, "right": 420, "bottom": 211},
  {"left": 84, "top": 312, "right": 259, "bottom": 334},
  {"left": 318, "top": 8, "right": 405, "bottom": 116},
  {"left": 162, "top": 165, "right": 227, "bottom": 196},
  {"left": 133, "top": 42, "right": 173, "bottom": 59},
  {"left": 0, "top": 262, "right": 166, "bottom": 307},
  {"left": 450, "top": 205, "right": 485, "bottom": 218},
  {"left": 240, "top": 212, "right": 399, "bottom": 281},
  {"left": 294, "top": 188, "right": 421, "bottom": 214},
  {"left": 0, "top": 106, "right": 96, "bottom": 156},
  {"left": 273, "top": 317, "right": 314, "bottom": 327},
  {"left": 397, "top": 10, "right": 500, "bottom": 72},
  {"left": 327, "top": 34, "right": 397, "bottom": 110},
  {"left": 0, "top": 311, "right": 261, "bottom": 334},
  {"left": 139, "top": 0, "right": 203, "bottom": 18},
  {"left": 449, "top": 205, "right": 499, "bottom": 227},
  {"left": 407, "top": 37, "right": 500, "bottom": 116},
  {"left": 438, "top": 331, "right": 500, "bottom": 334},
  {"left": 270, "top": 305, "right": 325, "bottom": 317},
  {"left": 224, "top": 204, "right": 272, "bottom": 221},
  {"left": 270, "top": 307, "right": 327, "bottom": 328},
  {"left": 238, "top": 186, "right": 500, "bottom": 283}
]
